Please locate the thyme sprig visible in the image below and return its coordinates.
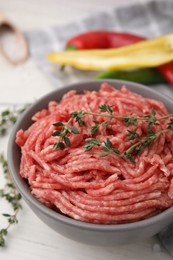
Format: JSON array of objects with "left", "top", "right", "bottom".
[
  {"left": 0, "top": 105, "right": 29, "bottom": 136},
  {"left": 0, "top": 154, "right": 22, "bottom": 247},
  {"left": 0, "top": 104, "right": 28, "bottom": 247},
  {"left": 52, "top": 105, "right": 173, "bottom": 162}
]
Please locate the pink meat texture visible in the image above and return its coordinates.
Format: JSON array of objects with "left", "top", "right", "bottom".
[{"left": 16, "top": 83, "right": 173, "bottom": 224}]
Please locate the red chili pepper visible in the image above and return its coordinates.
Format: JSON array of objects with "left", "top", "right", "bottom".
[
  {"left": 158, "top": 62, "right": 173, "bottom": 85},
  {"left": 66, "top": 31, "right": 173, "bottom": 85},
  {"left": 66, "top": 31, "right": 145, "bottom": 49}
]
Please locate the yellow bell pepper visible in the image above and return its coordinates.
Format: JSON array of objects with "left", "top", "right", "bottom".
[{"left": 47, "top": 33, "right": 173, "bottom": 71}]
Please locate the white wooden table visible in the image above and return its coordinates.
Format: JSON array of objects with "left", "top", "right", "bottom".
[{"left": 0, "top": 0, "right": 172, "bottom": 259}]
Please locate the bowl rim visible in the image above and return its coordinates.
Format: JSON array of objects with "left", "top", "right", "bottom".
[{"left": 7, "top": 79, "right": 173, "bottom": 231}]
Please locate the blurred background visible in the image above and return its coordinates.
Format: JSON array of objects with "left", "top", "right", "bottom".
[
  {"left": 0, "top": 0, "right": 154, "bottom": 104},
  {"left": 0, "top": 0, "right": 152, "bottom": 30}
]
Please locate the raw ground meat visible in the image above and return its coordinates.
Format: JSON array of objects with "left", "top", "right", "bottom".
[{"left": 16, "top": 83, "right": 173, "bottom": 224}]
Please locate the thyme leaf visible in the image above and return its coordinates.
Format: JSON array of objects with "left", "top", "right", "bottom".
[
  {"left": 52, "top": 118, "right": 77, "bottom": 150},
  {"left": 84, "top": 138, "right": 120, "bottom": 157},
  {"left": 99, "top": 104, "right": 113, "bottom": 114},
  {"left": 167, "top": 119, "right": 173, "bottom": 130},
  {"left": 70, "top": 111, "right": 86, "bottom": 126},
  {"left": 126, "top": 130, "right": 140, "bottom": 141},
  {"left": 122, "top": 117, "right": 137, "bottom": 126},
  {"left": 84, "top": 138, "right": 102, "bottom": 151}
]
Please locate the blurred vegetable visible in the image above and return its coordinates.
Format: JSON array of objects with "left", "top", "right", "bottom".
[
  {"left": 47, "top": 33, "right": 173, "bottom": 71},
  {"left": 158, "top": 62, "right": 173, "bottom": 85},
  {"left": 95, "top": 68, "right": 167, "bottom": 85},
  {"left": 49, "top": 32, "right": 173, "bottom": 85},
  {"left": 65, "top": 31, "right": 145, "bottom": 50}
]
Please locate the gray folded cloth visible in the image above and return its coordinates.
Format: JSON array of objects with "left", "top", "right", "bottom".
[{"left": 25, "top": 2, "right": 173, "bottom": 254}]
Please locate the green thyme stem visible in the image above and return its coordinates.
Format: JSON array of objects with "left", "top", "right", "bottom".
[
  {"left": 157, "top": 113, "right": 173, "bottom": 120},
  {"left": 82, "top": 111, "right": 173, "bottom": 121},
  {"left": 85, "top": 111, "right": 115, "bottom": 118}
]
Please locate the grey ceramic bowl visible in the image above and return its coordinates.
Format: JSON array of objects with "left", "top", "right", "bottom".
[{"left": 7, "top": 80, "right": 173, "bottom": 246}]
